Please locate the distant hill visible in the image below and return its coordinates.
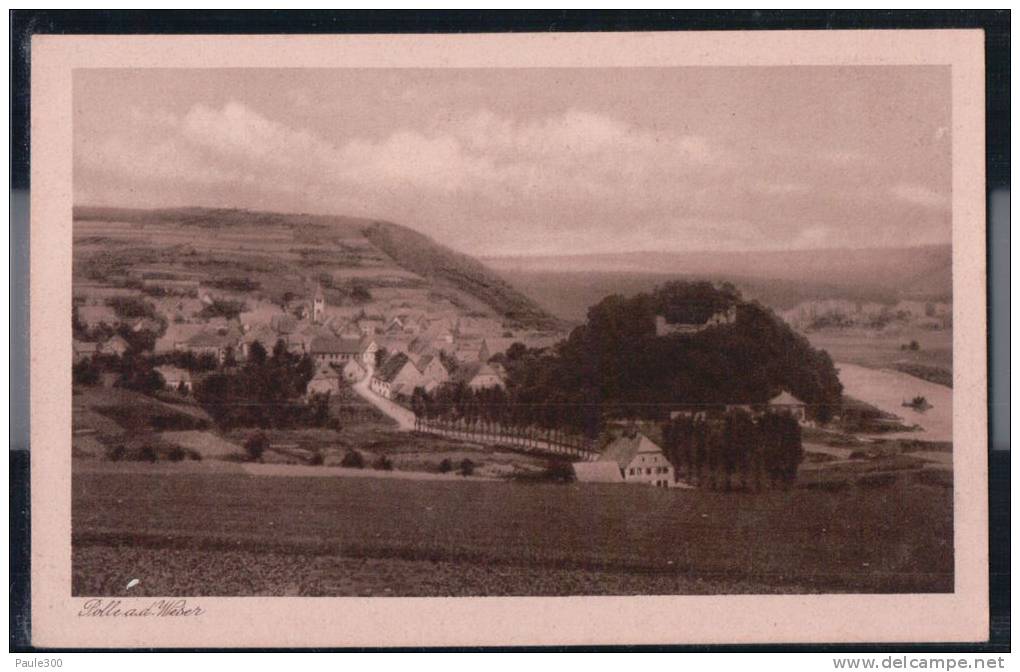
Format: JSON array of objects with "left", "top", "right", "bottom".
[
  {"left": 73, "top": 206, "right": 561, "bottom": 330},
  {"left": 485, "top": 246, "right": 951, "bottom": 322},
  {"left": 362, "top": 221, "right": 559, "bottom": 329}
]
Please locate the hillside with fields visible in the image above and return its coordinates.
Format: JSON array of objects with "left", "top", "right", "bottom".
[{"left": 74, "top": 206, "right": 561, "bottom": 330}]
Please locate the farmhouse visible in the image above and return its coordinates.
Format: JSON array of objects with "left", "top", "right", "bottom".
[
  {"left": 370, "top": 352, "right": 422, "bottom": 400},
  {"left": 599, "top": 432, "right": 674, "bottom": 487},
  {"left": 768, "top": 390, "right": 807, "bottom": 422},
  {"left": 154, "top": 365, "right": 192, "bottom": 392}
]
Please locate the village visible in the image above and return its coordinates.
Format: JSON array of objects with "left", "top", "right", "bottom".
[{"left": 72, "top": 269, "right": 831, "bottom": 490}]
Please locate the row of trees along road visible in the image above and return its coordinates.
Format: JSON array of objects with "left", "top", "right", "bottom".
[{"left": 410, "top": 382, "right": 595, "bottom": 452}]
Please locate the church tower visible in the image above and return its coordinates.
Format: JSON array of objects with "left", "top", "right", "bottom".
[{"left": 312, "top": 283, "right": 325, "bottom": 324}]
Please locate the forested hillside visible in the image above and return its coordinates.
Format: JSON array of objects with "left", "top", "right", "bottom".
[{"left": 498, "top": 281, "right": 843, "bottom": 436}]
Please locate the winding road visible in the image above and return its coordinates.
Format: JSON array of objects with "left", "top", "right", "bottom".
[{"left": 351, "top": 374, "right": 416, "bottom": 431}]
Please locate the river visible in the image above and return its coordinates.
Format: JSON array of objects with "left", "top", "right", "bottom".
[{"left": 836, "top": 362, "right": 953, "bottom": 443}]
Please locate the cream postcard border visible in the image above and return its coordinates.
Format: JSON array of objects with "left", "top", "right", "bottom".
[{"left": 30, "top": 30, "right": 987, "bottom": 648}]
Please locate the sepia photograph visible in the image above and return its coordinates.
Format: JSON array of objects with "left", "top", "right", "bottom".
[
  {"left": 25, "top": 27, "right": 991, "bottom": 648},
  {"left": 69, "top": 64, "right": 955, "bottom": 597}
]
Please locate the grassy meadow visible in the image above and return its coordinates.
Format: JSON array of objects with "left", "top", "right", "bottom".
[
  {"left": 73, "top": 464, "right": 953, "bottom": 596},
  {"left": 807, "top": 328, "right": 952, "bottom": 387}
]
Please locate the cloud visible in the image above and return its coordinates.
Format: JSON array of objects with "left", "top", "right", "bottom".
[{"left": 75, "top": 100, "right": 951, "bottom": 254}]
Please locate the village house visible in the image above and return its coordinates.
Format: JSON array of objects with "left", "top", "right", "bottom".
[
  {"left": 370, "top": 352, "right": 423, "bottom": 400},
  {"left": 768, "top": 390, "right": 807, "bottom": 422},
  {"left": 357, "top": 317, "right": 386, "bottom": 336},
  {"left": 453, "top": 338, "right": 490, "bottom": 364},
  {"left": 102, "top": 334, "right": 131, "bottom": 357},
  {"left": 405, "top": 336, "right": 437, "bottom": 366},
  {"left": 309, "top": 335, "right": 373, "bottom": 367},
  {"left": 154, "top": 365, "right": 192, "bottom": 392},
  {"left": 153, "top": 296, "right": 204, "bottom": 324},
  {"left": 154, "top": 323, "right": 208, "bottom": 355},
  {"left": 291, "top": 323, "right": 333, "bottom": 354},
  {"left": 183, "top": 330, "right": 239, "bottom": 363},
  {"left": 306, "top": 366, "right": 340, "bottom": 397},
  {"left": 415, "top": 354, "right": 449, "bottom": 392},
  {"left": 455, "top": 361, "right": 506, "bottom": 391},
  {"left": 240, "top": 325, "right": 283, "bottom": 359},
  {"left": 341, "top": 357, "right": 367, "bottom": 383},
  {"left": 596, "top": 432, "right": 675, "bottom": 487},
  {"left": 383, "top": 316, "right": 406, "bottom": 334},
  {"left": 335, "top": 320, "right": 364, "bottom": 339},
  {"left": 77, "top": 305, "right": 121, "bottom": 330},
  {"left": 238, "top": 303, "right": 286, "bottom": 331},
  {"left": 270, "top": 314, "right": 300, "bottom": 336},
  {"left": 72, "top": 339, "right": 99, "bottom": 363}
]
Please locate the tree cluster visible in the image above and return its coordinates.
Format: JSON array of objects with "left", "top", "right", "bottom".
[
  {"left": 194, "top": 339, "right": 317, "bottom": 429},
  {"left": 663, "top": 410, "right": 803, "bottom": 490},
  {"left": 499, "top": 281, "right": 842, "bottom": 435}
]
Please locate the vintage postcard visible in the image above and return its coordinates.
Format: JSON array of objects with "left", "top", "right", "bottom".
[{"left": 29, "top": 30, "right": 987, "bottom": 647}]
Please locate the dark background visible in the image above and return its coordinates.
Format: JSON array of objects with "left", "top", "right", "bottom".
[{"left": 9, "top": 9, "right": 1009, "bottom": 653}]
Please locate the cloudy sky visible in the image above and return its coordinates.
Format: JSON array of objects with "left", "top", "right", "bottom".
[{"left": 74, "top": 67, "right": 951, "bottom": 256}]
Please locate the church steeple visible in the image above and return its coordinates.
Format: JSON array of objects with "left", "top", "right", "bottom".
[{"left": 312, "top": 283, "right": 325, "bottom": 323}]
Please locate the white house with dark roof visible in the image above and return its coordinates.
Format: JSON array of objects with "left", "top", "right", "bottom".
[
  {"left": 370, "top": 352, "right": 423, "bottom": 400},
  {"left": 768, "top": 390, "right": 807, "bottom": 422},
  {"left": 597, "top": 432, "right": 674, "bottom": 487}
]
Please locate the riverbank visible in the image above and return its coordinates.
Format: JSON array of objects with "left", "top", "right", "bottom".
[{"left": 835, "top": 362, "right": 952, "bottom": 442}]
